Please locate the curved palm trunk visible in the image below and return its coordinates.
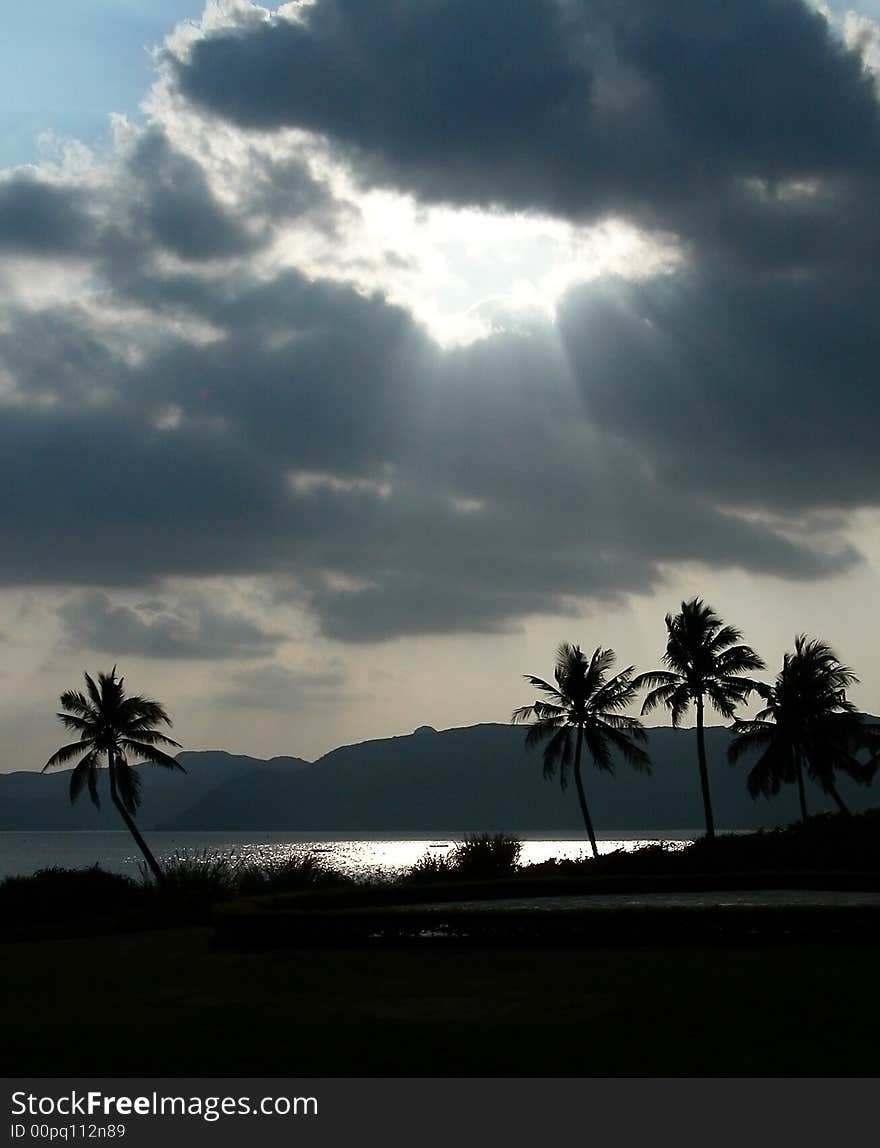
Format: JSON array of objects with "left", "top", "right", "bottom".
[
  {"left": 695, "top": 694, "right": 715, "bottom": 840},
  {"left": 573, "top": 722, "right": 599, "bottom": 859},
  {"left": 826, "top": 779, "right": 852, "bottom": 818},
  {"left": 108, "top": 749, "right": 164, "bottom": 884},
  {"left": 794, "top": 749, "right": 809, "bottom": 823}
]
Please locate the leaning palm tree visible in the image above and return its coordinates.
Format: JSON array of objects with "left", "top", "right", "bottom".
[
  {"left": 43, "top": 668, "right": 183, "bottom": 883},
  {"left": 512, "top": 643, "right": 650, "bottom": 858},
  {"left": 728, "top": 636, "right": 879, "bottom": 822},
  {"left": 635, "top": 599, "right": 764, "bottom": 840}
]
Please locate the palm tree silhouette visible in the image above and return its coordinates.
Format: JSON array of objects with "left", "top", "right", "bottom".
[
  {"left": 43, "top": 668, "right": 183, "bottom": 883},
  {"left": 728, "top": 636, "right": 879, "bottom": 821},
  {"left": 512, "top": 643, "right": 650, "bottom": 857},
  {"left": 635, "top": 598, "right": 764, "bottom": 840}
]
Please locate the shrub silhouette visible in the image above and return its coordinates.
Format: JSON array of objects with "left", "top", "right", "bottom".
[
  {"left": 402, "top": 851, "right": 456, "bottom": 884},
  {"left": 144, "top": 849, "right": 241, "bottom": 900},
  {"left": 0, "top": 866, "right": 143, "bottom": 926},
  {"left": 237, "top": 853, "right": 353, "bottom": 894},
  {"left": 449, "top": 833, "right": 522, "bottom": 878}
]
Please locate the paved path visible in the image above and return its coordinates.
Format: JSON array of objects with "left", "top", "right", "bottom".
[{"left": 399, "top": 889, "right": 880, "bottom": 912}]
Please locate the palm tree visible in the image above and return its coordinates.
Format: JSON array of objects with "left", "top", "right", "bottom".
[
  {"left": 44, "top": 668, "right": 183, "bottom": 883},
  {"left": 512, "top": 643, "right": 650, "bottom": 858},
  {"left": 728, "top": 636, "right": 880, "bottom": 822},
  {"left": 635, "top": 598, "right": 764, "bottom": 840}
]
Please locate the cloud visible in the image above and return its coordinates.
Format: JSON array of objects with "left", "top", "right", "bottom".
[
  {"left": 0, "top": 174, "right": 94, "bottom": 256},
  {"left": 122, "top": 127, "right": 261, "bottom": 261},
  {"left": 2, "top": 250, "right": 860, "bottom": 636},
  {"left": 58, "top": 590, "right": 283, "bottom": 660},
  {"left": 557, "top": 265, "right": 880, "bottom": 511},
  {"left": 0, "top": 255, "right": 864, "bottom": 641},
  {"left": 172, "top": 0, "right": 880, "bottom": 267},
  {"left": 0, "top": 0, "right": 876, "bottom": 645},
  {"left": 216, "top": 660, "right": 350, "bottom": 710}
]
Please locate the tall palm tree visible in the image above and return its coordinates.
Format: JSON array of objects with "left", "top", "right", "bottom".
[
  {"left": 728, "top": 636, "right": 880, "bottom": 822},
  {"left": 44, "top": 668, "right": 183, "bottom": 883},
  {"left": 512, "top": 643, "right": 650, "bottom": 858},
  {"left": 635, "top": 598, "right": 764, "bottom": 840}
]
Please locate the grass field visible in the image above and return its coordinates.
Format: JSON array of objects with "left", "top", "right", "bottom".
[{"left": 3, "top": 927, "right": 879, "bottom": 1076}]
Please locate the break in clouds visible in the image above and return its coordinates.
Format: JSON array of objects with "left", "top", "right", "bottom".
[{"left": 1, "top": 0, "right": 879, "bottom": 656}]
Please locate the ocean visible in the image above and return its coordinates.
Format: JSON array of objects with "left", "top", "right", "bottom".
[{"left": 0, "top": 829, "right": 695, "bottom": 882}]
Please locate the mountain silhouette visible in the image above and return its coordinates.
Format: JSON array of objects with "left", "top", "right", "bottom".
[{"left": 2, "top": 722, "right": 876, "bottom": 832}]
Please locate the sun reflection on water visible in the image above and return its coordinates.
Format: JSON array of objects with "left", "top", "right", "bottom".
[
  {"left": 0, "top": 830, "right": 694, "bottom": 881},
  {"left": 154, "top": 835, "right": 691, "bottom": 881}
]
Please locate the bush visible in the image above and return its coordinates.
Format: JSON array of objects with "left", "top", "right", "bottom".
[
  {"left": 401, "top": 851, "right": 455, "bottom": 884},
  {"left": 449, "top": 833, "right": 522, "bottom": 878},
  {"left": 0, "top": 866, "right": 144, "bottom": 925},
  {"left": 143, "top": 849, "right": 241, "bottom": 900},
  {"left": 236, "top": 852, "right": 354, "bottom": 895}
]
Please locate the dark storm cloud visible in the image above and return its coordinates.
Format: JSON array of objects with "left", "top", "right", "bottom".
[
  {"left": 0, "top": 306, "right": 125, "bottom": 404},
  {"left": 173, "top": 0, "right": 880, "bottom": 264},
  {"left": 298, "top": 454, "right": 856, "bottom": 643},
  {"left": 122, "top": 128, "right": 259, "bottom": 260},
  {"left": 247, "top": 151, "right": 358, "bottom": 234},
  {"left": 0, "top": 128, "right": 348, "bottom": 268},
  {"left": 1, "top": 0, "right": 878, "bottom": 642},
  {"left": 0, "top": 265, "right": 856, "bottom": 640},
  {"left": 557, "top": 267, "right": 880, "bottom": 510},
  {"left": 136, "top": 270, "right": 428, "bottom": 475},
  {"left": 58, "top": 591, "right": 283, "bottom": 660},
  {"left": 0, "top": 351, "right": 316, "bottom": 587},
  {"left": 110, "top": 129, "right": 351, "bottom": 262},
  {"left": 0, "top": 175, "right": 94, "bottom": 255}
]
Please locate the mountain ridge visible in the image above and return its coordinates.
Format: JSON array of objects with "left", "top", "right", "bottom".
[{"left": 1, "top": 720, "right": 876, "bottom": 832}]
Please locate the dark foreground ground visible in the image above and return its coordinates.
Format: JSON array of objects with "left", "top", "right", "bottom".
[{"left": 3, "top": 926, "right": 878, "bottom": 1076}]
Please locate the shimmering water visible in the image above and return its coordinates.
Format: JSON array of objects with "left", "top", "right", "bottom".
[{"left": 0, "top": 829, "right": 694, "bottom": 882}]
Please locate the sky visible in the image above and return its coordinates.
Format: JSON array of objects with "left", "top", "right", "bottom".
[{"left": 2, "top": 0, "right": 880, "bottom": 769}]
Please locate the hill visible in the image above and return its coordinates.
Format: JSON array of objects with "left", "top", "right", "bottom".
[
  {"left": 2, "top": 722, "right": 876, "bottom": 833},
  {"left": 163, "top": 722, "right": 876, "bottom": 832},
  {"left": 0, "top": 751, "right": 309, "bottom": 831}
]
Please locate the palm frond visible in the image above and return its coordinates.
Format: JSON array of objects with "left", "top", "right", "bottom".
[
  {"left": 583, "top": 724, "right": 613, "bottom": 773},
  {"left": 595, "top": 712, "right": 648, "bottom": 744},
  {"left": 707, "top": 624, "right": 744, "bottom": 653},
  {"left": 522, "top": 675, "right": 565, "bottom": 702},
  {"left": 119, "top": 727, "right": 182, "bottom": 750},
  {"left": 667, "top": 684, "right": 693, "bottom": 726},
  {"left": 592, "top": 667, "right": 639, "bottom": 712},
  {"left": 713, "top": 646, "right": 766, "bottom": 675},
  {"left": 113, "top": 760, "right": 142, "bottom": 815},
  {"left": 727, "top": 721, "right": 776, "bottom": 764},
  {"left": 69, "top": 751, "right": 101, "bottom": 808},
  {"left": 747, "top": 744, "right": 792, "bottom": 798},
  {"left": 83, "top": 672, "right": 103, "bottom": 710},
  {"left": 524, "top": 718, "right": 563, "bottom": 749},
  {"left": 541, "top": 725, "right": 573, "bottom": 786},
  {"left": 597, "top": 721, "right": 652, "bottom": 772},
  {"left": 704, "top": 682, "right": 741, "bottom": 720},
  {"left": 633, "top": 669, "right": 678, "bottom": 692},
  {"left": 58, "top": 690, "right": 95, "bottom": 719},
  {"left": 117, "top": 695, "right": 175, "bottom": 729},
  {"left": 56, "top": 712, "right": 96, "bottom": 734},
  {"left": 119, "top": 740, "right": 184, "bottom": 769},
  {"left": 639, "top": 680, "right": 681, "bottom": 716},
  {"left": 43, "top": 739, "right": 95, "bottom": 772},
  {"left": 584, "top": 647, "right": 616, "bottom": 690}
]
